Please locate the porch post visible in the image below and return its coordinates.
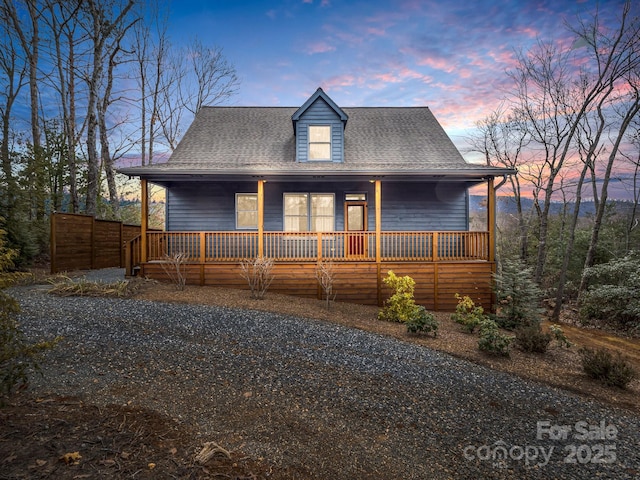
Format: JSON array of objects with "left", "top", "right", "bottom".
[
  {"left": 488, "top": 176, "right": 497, "bottom": 312},
  {"left": 258, "top": 180, "right": 264, "bottom": 257},
  {"left": 141, "top": 179, "right": 148, "bottom": 263},
  {"left": 375, "top": 180, "right": 382, "bottom": 306},
  {"left": 487, "top": 177, "right": 496, "bottom": 263},
  {"left": 375, "top": 180, "right": 381, "bottom": 263}
]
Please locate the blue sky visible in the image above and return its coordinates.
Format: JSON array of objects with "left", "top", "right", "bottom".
[{"left": 167, "top": 0, "right": 628, "bottom": 144}]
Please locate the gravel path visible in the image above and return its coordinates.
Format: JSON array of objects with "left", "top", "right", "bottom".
[{"left": 12, "top": 284, "right": 640, "bottom": 479}]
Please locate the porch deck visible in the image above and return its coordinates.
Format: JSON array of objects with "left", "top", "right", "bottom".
[{"left": 128, "top": 230, "right": 495, "bottom": 311}]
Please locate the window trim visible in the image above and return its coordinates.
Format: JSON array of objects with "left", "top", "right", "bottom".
[
  {"left": 283, "top": 192, "right": 335, "bottom": 232},
  {"left": 235, "top": 192, "right": 258, "bottom": 230},
  {"left": 308, "top": 125, "right": 332, "bottom": 161}
]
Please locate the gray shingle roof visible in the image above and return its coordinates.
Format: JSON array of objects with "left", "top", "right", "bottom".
[{"left": 118, "top": 106, "right": 515, "bottom": 179}]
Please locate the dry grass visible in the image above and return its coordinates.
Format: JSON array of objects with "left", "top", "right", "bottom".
[{"left": 134, "top": 280, "right": 640, "bottom": 414}]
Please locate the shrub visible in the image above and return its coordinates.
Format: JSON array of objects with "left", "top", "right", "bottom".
[
  {"left": 493, "top": 258, "right": 543, "bottom": 330},
  {"left": 579, "top": 252, "right": 640, "bottom": 330},
  {"left": 451, "top": 294, "right": 486, "bottom": 333},
  {"left": 378, "top": 271, "right": 418, "bottom": 323},
  {"left": 316, "top": 260, "right": 336, "bottom": 309},
  {"left": 160, "top": 252, "right": 188, "bottom": 290},
  {"left": 478, "top": 318, "right": 513, "bottom": 356},
  {"left": 48, "top": 277, "right": 134, "bottom": 297},
  {"left": 549, "top": 324, "right": 572, "bottom": 348},
  {"left": 515, "top": 323, "right": 551, "bottom": 353},
  {"left": 579, "top": 347, "right": 636, "bottom": 389},
  {"left": 406, "top": 306, "right": 438, "bottom": 337},
  {"left": 240, "top": 256, "right": 274, "bottom": 300},
  {"left": 378, "top": 271, "right": 438, "bottom": 335}
]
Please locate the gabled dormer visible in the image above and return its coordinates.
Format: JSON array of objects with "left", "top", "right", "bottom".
[{"left": 292, "top": 87, "right": 348, "bottom": 163}]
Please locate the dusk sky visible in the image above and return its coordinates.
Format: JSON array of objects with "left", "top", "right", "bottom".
[{"left": 166, "top": 0, "right": 629, "bottom": 147}]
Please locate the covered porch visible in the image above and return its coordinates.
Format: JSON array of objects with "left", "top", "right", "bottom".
[{"left": 127, "top": 178, "right": 499, "bottom": 311}]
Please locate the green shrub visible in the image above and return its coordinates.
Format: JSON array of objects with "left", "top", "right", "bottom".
[
  {"left": 549, "top": 324, "right": 572, "bottom": 348},
  {"left": 378, "top": 271, "right": 419, "bottom": 323},
  {"left": 378, "top": 271, "right": 437, "bottom": 335},
  {"left": 451, "top": 294, "right": 486, "bottom": 333},
  {"left": 494, "top": 258, "right": 543, "bottom": 330},
  {"left": 579, "top": 252, "right": 640, "bottom": 330},
  {"left": 406, "top": 306, "right": 438, "bottom": 337},
  {"left": 515, "top": 323, "right": 551, "bottom": 353},
  {"left": 579, "top": 347, "right": 636, "bottom": 389},
  {"left": 478, "top": 318, "right": 513, "bottom": 356}
]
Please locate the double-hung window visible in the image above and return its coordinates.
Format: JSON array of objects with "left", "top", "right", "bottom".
[
  {"left": 308, "top": 125, "right": 331, "bottom": 161},
  {"left": 284, "top": 193, "right": 334, "bottom": 232},
  {"left": 236, "top": 193, "right": 258, "bottom": 229}
]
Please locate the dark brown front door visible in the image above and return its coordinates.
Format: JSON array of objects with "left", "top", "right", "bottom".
[{"left": 345, "top": 202, "right": 367, "bottom": 257}]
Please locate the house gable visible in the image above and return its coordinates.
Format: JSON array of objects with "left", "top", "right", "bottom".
[{"left": 292, "top": 88, "right": 348, "bottom": 163}]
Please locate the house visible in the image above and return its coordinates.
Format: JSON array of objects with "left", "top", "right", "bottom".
[{"left": 119, "top": 88, "right": 515, "bottom": 310}]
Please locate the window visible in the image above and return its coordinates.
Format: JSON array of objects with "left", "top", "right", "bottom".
[
  {"left": 308, "top": 125, "right": 331, "bottom": 160},
  {"left": 345, "top": 193, "right": 366, "bottom": 201},
  {"left": 236, "top": 193, "right": 258, "bottom": 229},
  {"left": 284, "top": 193, "right": 334, "bottom": 232}
]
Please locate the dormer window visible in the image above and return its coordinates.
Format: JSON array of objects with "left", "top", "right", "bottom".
[{"left": 308, "top": 125, "right": 331, "bottom": 160}]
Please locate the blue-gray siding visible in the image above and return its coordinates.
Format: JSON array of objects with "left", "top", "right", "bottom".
[
  {"left": 296, "top": 98, "right": 344, "bottom": 163},
  {"left": 166, "top": 181, "right": 469, "bottom": 232}
]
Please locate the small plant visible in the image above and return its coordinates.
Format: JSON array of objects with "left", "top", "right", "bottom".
[
  {"left": 406, "top": 306, "right": 438, "bottom": 337},
  {"left": 161, "top": 252, "right": 188, "bottom": 291},
  {"left": 240, "top": 256, "right": 274, "bottom": 300},
  {"left": 515, "top": 323, "right": 551, "bottom": 353},
  {"left": 451, "top": 294, "right": 486, "bottom": 333},
  {"left": 549, "top": 324, "right": 572, "bottom": 348},
  {"left": 378, "top": 271, "right": 437, "bottom": 335},
  {"left": 579, "top": 347, "right": 636, "bottom": 389},
  {"left": 48, "top": 277, "right": 134, "bottom": 297},
  {"left": 493, "top": 258, "right": 543, "bottom": 330},
  {"left": 316, "top": 260, "right": 336, "bottom": 309},
  {"left": 378, "top": 271, "right": 418, "bottom": 323},
  {"left": 478, "top": 318, "right": 513, "bottom": 356}
]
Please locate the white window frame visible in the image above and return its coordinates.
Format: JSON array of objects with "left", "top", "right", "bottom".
[
  {"left": 308, "top": 125, "right": 332, "bottom": 161},
  {"left": 235, "top": 193, "right": 258, "bottom": 230},
  {"left": 283, "top": 193, "right": 335, "bottom": 232}
]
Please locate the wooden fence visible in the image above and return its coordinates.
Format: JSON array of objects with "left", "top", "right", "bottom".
[{"left": 50, "top": 212, "right": 149, "bottom": 273}]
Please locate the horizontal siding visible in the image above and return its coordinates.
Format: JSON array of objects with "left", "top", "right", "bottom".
[
  {"left": 296, "top": 98, "right": 344, "bottom": 163},
  {"left": 381, "top": 182, "right": 468, "bottom": 231},
  {"left": 140, "top": 260, "right": 494, "bottom": 312},
  {"left": 167, "top": 182, "right": 257, "bottom": 231},
  {"left": 166, "top": 181, "right": 470, "bottom": 233}
]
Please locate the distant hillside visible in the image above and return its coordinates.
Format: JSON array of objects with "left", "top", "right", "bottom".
[{"left": 470, "top": 195, "right": 636, "bottom": 217}]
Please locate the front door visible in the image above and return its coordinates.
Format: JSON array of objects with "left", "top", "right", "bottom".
[{"left": 345, "top": 201, "right": 367, "bottom": 257}]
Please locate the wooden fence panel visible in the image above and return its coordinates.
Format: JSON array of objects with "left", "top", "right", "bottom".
[{"left": 50, "top": 212, "right": 147, "bottom": 273}]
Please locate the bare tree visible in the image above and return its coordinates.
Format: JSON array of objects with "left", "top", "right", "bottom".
[
  {"left": 0, "top": 12, "right": 27, "bottom": 226},
  {"left": 506, "top": 1, "right": 640, "bottom": 285},
  {"left": 81, "top": 0, "right": 135, "bottom": 216},
  {"left": 158, "top": 38, "right": 239, "bottom": 151},
  {"left": 471, "top": 104, "right": 531, "bottom": 261},
  {"left": 43, "top": 0, "right": 84, "bottom": 213},
  {"left": 131, "top": 4, "right": 170, "bottom": 165}
]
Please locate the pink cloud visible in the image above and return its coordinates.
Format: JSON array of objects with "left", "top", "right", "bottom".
[
  {"left": 305, "top": 41, "right": 336, "bottom": 54},
  {"left": 366, "top": 27, "right": 386, "bottom": 36},
  {"left": 416, "top": 56, "right": 456, "bottom": 73}
]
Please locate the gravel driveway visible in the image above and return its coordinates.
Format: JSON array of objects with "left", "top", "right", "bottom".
[{"left": 12, "top": 284, "right": 640, "bottom": 479}]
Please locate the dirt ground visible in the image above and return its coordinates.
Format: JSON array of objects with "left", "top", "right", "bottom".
[{"left": 2, "top": 276, "right": 639, "bottom": 479}]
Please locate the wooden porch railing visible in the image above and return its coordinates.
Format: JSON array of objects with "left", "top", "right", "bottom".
[{"left": 128, "top": 231, "right": 489, "bottom": 270}]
